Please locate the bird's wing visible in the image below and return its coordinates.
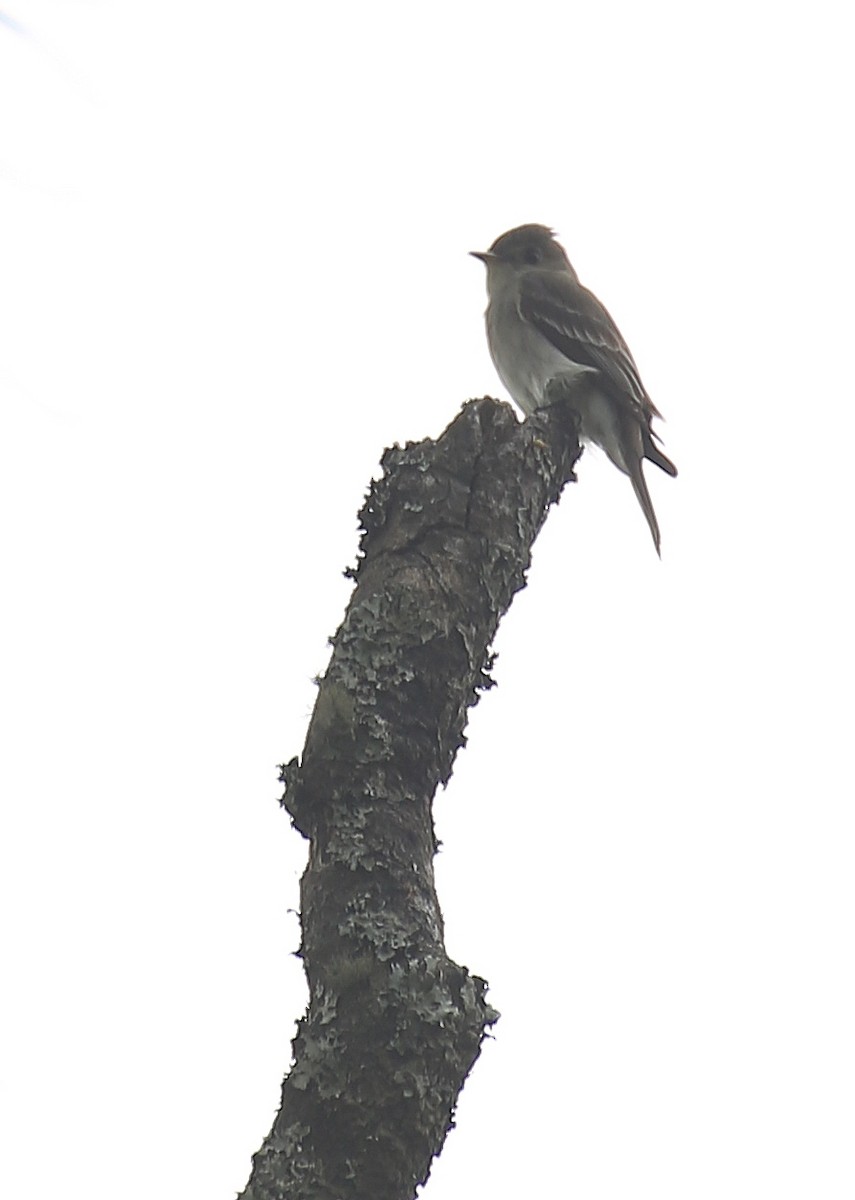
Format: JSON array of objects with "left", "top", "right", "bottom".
[{"left": 518, "top": 270, "right": 662, "bottom": 421}]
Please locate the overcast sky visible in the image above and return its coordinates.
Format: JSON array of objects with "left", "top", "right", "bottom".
[{"left": 2, "top": 2, "right": 853, "bottom": 1197}]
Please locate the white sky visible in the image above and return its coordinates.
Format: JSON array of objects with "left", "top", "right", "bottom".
[{"left": 2, "top": 2, "right": 853, "bottom": 1197}]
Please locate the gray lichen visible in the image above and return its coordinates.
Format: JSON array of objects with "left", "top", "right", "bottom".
[{"left": 241, "top": 395, "right": 581, "bottom": 1200}]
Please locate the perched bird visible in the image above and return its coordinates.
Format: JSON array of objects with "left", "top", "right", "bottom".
[{"left": 471, "top": 224, "right": 676, "bottom": 555}]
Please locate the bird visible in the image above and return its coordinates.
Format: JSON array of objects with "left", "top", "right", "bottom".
[{"left": 471, "top": 224, "right": 676, "bottom": 555}]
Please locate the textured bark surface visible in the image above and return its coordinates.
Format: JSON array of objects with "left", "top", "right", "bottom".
[{"left": 238, "top": 393, "right": 583, "bottom": 1200}]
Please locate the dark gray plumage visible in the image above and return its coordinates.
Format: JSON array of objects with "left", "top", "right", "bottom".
[{"left": 472, "top": 224, "right": 676, "bottom": 554}]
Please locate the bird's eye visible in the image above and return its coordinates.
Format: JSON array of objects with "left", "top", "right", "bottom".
[{"left": 524, "top": 246, "right": 541, "bottom": 265}]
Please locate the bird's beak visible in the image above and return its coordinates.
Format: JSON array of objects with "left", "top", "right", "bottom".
[{"left": 469, "top": 250, "right": 495, "bottom": 263}]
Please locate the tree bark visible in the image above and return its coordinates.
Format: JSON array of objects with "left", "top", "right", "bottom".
[{"left": 238, "top": 392, "right": 583, "bottom": 1200}]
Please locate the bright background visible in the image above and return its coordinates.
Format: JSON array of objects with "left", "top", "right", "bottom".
[{"left": 2, "top": 3, "right": 853, "bottom": 1197}]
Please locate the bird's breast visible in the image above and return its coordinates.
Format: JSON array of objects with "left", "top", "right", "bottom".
[{"left": 485, "top": 296, "right": 594, "bottom": 417}]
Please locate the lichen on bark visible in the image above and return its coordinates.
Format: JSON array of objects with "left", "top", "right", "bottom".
[{"left": 239, "top": 393, "right": 582, "bottom": 1200}]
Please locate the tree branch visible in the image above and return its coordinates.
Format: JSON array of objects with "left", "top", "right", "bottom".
[{"left": 239, "top": 393, "right": 582, "bottom": 1200}]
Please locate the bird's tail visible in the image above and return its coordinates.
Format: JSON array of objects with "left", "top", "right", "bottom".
[
  {"left": 628, "top": 460, "right": 662, "bottom": 557},
  {"left": 643, "top": 430, "right": 678, "bottom": 477}
]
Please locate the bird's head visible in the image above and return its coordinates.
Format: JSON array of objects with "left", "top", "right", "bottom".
[{"left": 470, "top": 224, "right": 576, "bottom": 277}]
